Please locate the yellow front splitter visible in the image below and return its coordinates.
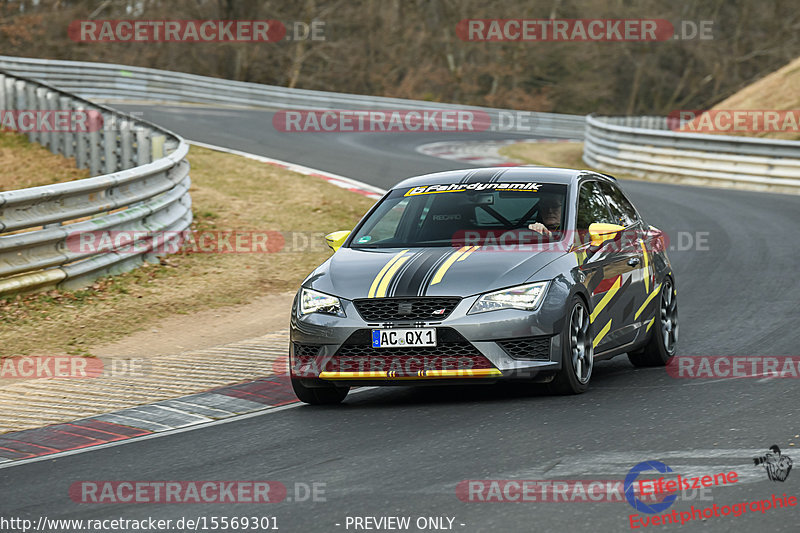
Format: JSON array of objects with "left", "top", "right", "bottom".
[{"left": 319, "top": 368, "right": 502, "bottom": 380}]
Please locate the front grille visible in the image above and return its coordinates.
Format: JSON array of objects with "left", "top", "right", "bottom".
[
  {"left": 498, "top": 337, "right": 551, "bottom": 361},
  {"left": 353, "top": 297, "right": 461, "bottom": 322}
]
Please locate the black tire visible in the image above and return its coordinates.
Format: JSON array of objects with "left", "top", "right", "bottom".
[
  {"left": 628, "top": 277, "right": 678, "bottom": 367},
  {"left": 291, "top": 378, "right": 349, "bottom": 405},
  {"left": 549, "top": 296, "right": 593, "bottom": 395}
]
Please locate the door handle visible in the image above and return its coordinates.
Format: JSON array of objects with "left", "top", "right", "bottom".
[{"left": 627, "top": 257, "right": 641, "bottom": 266}]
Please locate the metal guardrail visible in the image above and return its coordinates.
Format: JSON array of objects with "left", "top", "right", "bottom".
[
  {"left": 0, "top": 56, "right": 587, "bottom": 139},
  {"left": 583, "top": 115, "right": 800, "bottom": 188},
  {"left": 0, "top": 69, "right": 191, "bottom": 296}
]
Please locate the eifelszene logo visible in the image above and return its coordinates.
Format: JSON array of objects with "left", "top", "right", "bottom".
[{"left": 624, "top": 461, "right": 678, "bottom": 514}]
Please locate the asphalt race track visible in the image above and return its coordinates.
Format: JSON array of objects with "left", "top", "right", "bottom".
[{"left": 1, "top": 104, "right": 798, "bottom": 533}]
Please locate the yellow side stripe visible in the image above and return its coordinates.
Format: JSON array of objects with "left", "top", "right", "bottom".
[
  {"left": 646, "top": 317, "right": 655, "bottom": 332},
  {"left": 319, "top": 368, "right": 502, "bottom": 380},
  {"left": 375, "top": 256, "right": 411, "bottom": 298},
  {"left": 635, "top": 283, "right": 662, "bottom": 320},
  {"left": 593, "top": 319, "right": 612, "bottom": 348},
  {"left": 430, "top": 246, "right": 470, "bottom": 286},
  {"left": 367, "top": 249, "right": 409, "bottom": 298},
  {"left": 457, "top": 245, "right": 480, "bottom": 261},
  {"left": 640, "top": 239, "right": 650, "bottom": 293},
  {"left": 589, "top": 276, "right": 622, "bottom": 323}
]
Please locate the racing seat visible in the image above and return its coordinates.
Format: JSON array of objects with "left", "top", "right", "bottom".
[{"left": 416, "top": 197, "right": 477, "bottom": 243}]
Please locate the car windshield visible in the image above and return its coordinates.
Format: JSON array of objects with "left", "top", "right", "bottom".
[{"left": 350, "top": 182, "right": 568, "bottom": 248}]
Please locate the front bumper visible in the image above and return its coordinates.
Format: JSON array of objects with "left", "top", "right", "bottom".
[{"left": 290, "top": 292, "right": 566, "bottom": 386}]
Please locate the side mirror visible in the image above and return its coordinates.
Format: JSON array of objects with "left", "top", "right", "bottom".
[
  {"left": 588, "top": 223, "right": 625, "bottom": 247},
  {"left": 324, "top": 230, "right": 351, "bottom": 252}
]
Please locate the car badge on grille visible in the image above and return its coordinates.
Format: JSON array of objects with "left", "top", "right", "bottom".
[
  {"left": 432, "top": 308, "right": 446, "bottom": 316},
  {"left": 397, "top": 302, "right": 414, "bottom": 315}
]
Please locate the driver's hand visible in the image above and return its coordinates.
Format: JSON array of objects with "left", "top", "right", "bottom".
[{"left": 528, "top": 223, "right": 551, "bottom": 236}]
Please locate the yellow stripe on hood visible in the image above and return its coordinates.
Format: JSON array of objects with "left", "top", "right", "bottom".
[
  {"left": 375, "top": 255, "right": 412, "bottom": 298},
  {"left": 368, "top": 249, "right": 409, "bottom": 298},
  {"left": 429, "top": 246, "right": 471, "bottom": 286}
]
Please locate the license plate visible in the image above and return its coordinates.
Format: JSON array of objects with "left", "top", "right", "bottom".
[{"left": 372, "top": 328, "right": 437, "bottom": 348}]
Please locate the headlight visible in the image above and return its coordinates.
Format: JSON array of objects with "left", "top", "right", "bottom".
[
  {"left": 468, "top": 282, "right": 549, "bottom": 314},
  {"left": 299, "top": 288, "right": 345, "bottom": 317}
]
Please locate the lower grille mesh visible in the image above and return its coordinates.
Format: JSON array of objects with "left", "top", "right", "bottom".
[{"left": 497, "top": 337, "right": 551, "bottom": 360}]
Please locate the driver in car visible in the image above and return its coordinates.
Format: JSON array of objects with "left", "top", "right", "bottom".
[{"left": 528, "top": 194, "right": 563, "bottom": 237}]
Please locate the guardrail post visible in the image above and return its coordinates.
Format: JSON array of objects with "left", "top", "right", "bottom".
[
  {"left": 19, "top": 81, "right": 36, "bottom": 144},
  {"left": 35, "top": 86, "right": 49, "bottom": 147},
  {"left": 3, "top": 75, "right": 13, "bottom": 111},
  {"left": 47, "top": 90, "right": 62, "bottom": 155},
  {"left": 89, "top": 121, "right": 102, "bottom": 176},
  {"left": 74, "top": 104, "right": 88, "bottom": 169},
  {"left": 120, "top": 118, "right": 134, "bottom": 169},
  {"left": 102, "top": 111, "right": 118, "bottom": 174},
  {"left": 60, "top": 95, "right": 75, "bottom": 159},
  {"left": 136, "top": 127, "right": 151, "bottom": 165},
  {"left": 151, "top": 134, "right": 166, "bottom": 160}
]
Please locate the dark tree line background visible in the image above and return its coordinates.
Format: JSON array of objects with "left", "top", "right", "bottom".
[{"left": 1, "top": 0, "right": 798, "bottom": 115}]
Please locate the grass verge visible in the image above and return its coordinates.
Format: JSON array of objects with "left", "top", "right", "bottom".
[
  {"left": 706, "top": 56, "right": 800, "bottom": 141},
  {"left": 0, "top": 130, "right": 89, "bottom": 191},
  {"left": 502, "top": 141, "right": 587, "bottom": 169}
]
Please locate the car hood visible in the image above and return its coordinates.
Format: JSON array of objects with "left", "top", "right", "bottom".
[{"left": 305, "top": 246, "right": 566, "bottom": 300}]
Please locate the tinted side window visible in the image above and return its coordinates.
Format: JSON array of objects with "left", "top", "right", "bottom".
[
  {"left": 598, "top": 182, "right": 639, "bottom": 227},
  {"left": 577, "top": 182, "right": 612, "bottom": 230}
]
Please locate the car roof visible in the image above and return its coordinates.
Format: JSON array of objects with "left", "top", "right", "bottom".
[{"left": 392, "top": 167, "right": 612, "bottom": 190}]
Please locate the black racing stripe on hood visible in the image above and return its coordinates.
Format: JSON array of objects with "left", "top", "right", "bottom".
[
  {"left": 459, "top": 170, "right": 476, "bottom": 184},
  {"left": 489, "top": 168, "right": 509, "bottom": 182},
  {"left": 385, "top": 251, "right": 420, "bottom": 297},
  {"left": 463, "top": 168, "right": 505, "bottom": 184},
  {"left": 420, "top": 248, "right": 459, "bottom": 296},
  {"left": 390, "top": 248, "right": 453, "bottom": 297}
]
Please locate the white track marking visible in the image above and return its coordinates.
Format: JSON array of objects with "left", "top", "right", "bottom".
[{"left": 416, "top": 138, "right": 577, "bottom": 166}]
